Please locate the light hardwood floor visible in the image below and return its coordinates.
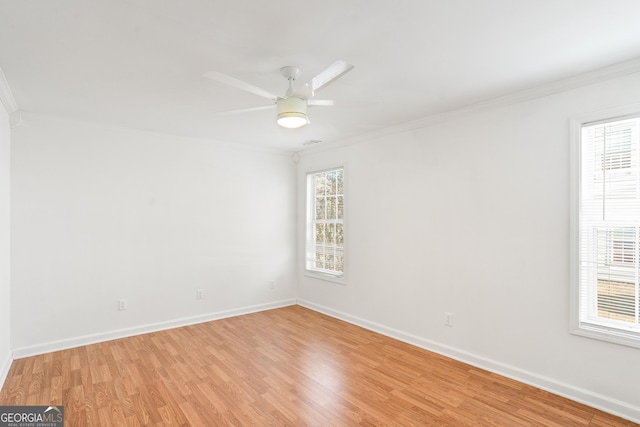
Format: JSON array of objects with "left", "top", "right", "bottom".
[{"left": 0, "top": 305, "right": 636, "bottom": 426}]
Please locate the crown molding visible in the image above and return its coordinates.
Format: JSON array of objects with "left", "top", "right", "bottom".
[
  {"left": 299, "top": 56, "right": 640, "bottom": 157},
  {"left": 0, "top": 65, "right": 18, "bottom": 114},
  {"left": 17, "top": 111, "right": 296, "bottom": 157}
]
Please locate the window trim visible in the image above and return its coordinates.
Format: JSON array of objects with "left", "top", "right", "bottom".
[
  {"left": 570, "top": 104, "right": 640, "bottom": 349},
  {"left": 304, "top": 164, "right": 347, "bottom": 285}
]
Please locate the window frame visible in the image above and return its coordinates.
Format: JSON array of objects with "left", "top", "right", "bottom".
[
  {"left": 570, "top": 104, "right": 640, "bottom": 348},
  {"left": 304, "top": 165, "right": 347, "bottom": 284}
]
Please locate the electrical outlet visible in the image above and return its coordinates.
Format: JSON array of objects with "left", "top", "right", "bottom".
[
  {"left": 445, "top": 312, "right": 454, "bottom": 327},
  {"left": 119, "top": 299, "right": 127, "bottom": 311},
  {"left": 196, "top": 289, "right": 204, "bottom": 300},
  {"left": 269, "top": 281, "right": 275, "bottom": 290}
]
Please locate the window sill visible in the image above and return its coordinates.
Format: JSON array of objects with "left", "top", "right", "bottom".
[
  {"left": 571, "top": 323, "right": 640, "bottom": 349},
  {"left": 303, "top": 270, "right": 347, "bottom": 286}
]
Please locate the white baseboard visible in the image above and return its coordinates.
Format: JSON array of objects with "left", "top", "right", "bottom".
[
  {"left": 0, "top": 351, "right": 12, "bottom": 389},
  {"left": 297, "top": 299, "right": 640, "bottom": 424},
  {"left": 12, "top": 299, "right": 297, "bottom": 359}
]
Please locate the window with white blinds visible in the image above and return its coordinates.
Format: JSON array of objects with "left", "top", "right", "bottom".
[
  {"left": 573, "top": 113, "right": 640, "bottom": 347},
  {"left": 305, "top": 167, "right": 345, "bottom": 278}
]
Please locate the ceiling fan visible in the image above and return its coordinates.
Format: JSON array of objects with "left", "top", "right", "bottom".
[{"left": 203, "top": 60, "right": 354, "bottom": 129}]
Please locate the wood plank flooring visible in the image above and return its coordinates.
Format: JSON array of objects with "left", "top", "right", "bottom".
[{"left": 0, "top": 305, "right": 636, "bottom": 426}]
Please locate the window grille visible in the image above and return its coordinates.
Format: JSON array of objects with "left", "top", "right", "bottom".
[{"left": 306, "top": 168, "right": 345, "bottom": 277}]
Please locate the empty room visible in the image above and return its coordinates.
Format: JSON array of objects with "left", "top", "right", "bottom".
[{"left": 1, "top": 1, "right": 640, "bottom": 425}]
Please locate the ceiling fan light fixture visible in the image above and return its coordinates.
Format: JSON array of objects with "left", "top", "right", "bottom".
[
  {"left": 277, "top": 97, "right": 308, "bottom": 129},
  {"left": 204, "top": 61, "right": 354, "bottom": 128}
]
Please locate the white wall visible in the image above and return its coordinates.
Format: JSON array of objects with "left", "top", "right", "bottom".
[
  {"left": 11, "top": 115, "right": 297, "bottom": 355},
  {"left": 297, "top": 72, "right": 640, "bottom": 421},
  {"left": 0, "top": 101, "right": 11, "bottom": 385}
]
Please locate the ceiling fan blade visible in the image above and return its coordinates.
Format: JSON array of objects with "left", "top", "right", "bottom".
[
  {"left": 293, "top": 60, "right": 354, "bottom": 98},
  {"left": 216, "top": 104, "right": 275, "bottom": 116},
  {"left": 307, "top": 99, "right": 334, "bottom": 107},
  {"left": 203, "top": 71, "right": 280, "bottom": 101}
]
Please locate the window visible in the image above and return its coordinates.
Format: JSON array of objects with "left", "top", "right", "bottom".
[
  {"left": 305, "top": 167, "right": 345, "bottom": 279},
  {"left": 571, "top": 111, "right": 640, "bottom": 347}
]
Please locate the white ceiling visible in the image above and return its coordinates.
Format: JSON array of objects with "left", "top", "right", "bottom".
[{"left": 1, "top": 0, "right": 640, "bottom": 152}]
